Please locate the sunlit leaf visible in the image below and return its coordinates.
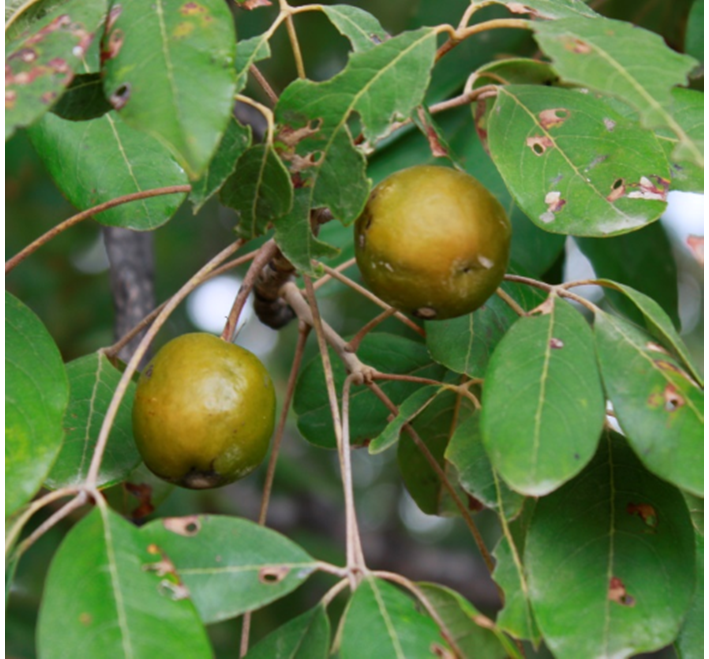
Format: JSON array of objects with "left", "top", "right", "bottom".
[
  {"left": 470, "top": 0, "right": 597, "bottom": 19},
  {"left": 321, "top": 5, "right": 388, "bottom": 53}
]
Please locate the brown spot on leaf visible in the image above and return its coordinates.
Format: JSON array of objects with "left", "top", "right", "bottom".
[
  {"left": 173, "top": 21, "right": 195, "bottom": 38},
  {"left": 431, "top": 643, "right": 455, "bottom": 659},
  {"left": 181, "top": 1, "right": 206, "bottom": 14},
  {"left": 526, "top": 135, "right": 553, "bottom": 156},
  {"left": 124, "top": 481, "right": 155, "bottom": 521},
  {"left": 507, "top": 2, "right": 537, "bottom": 15},
  {"left": 627, "top": 176, "right": 668, "bottom": 202},
  {"left": 539, "top": 108, "right": 570, "bottom": 129},
  {"left": 549, "top": 337, "right": 564, "bottom": 349},
  {"left": 646, "top": 342, "right": 668, "bottom": 354},
  {"left": 158, "top": 580, "right": 191, "bottom": 600},
  {"left": 109, "top": 83, "right": 131, "bottom": 110},
  {"left": 603, "top": 118, "right": 616, "bottom": 131},
  {"left": 540, "top": 191, "right": 566, "bottom": 223},
  {"left": 41, "top": 91, "right": 57, "bottom": 104},
  {"left": 259, "top": 565, "right": 290, "bottom": 584},
  {"left": 103, "top": 29, "right": 124, "bottom": 61},
  {"left": 627, "top": 502, "right": 658, "bottom": 528},
  {"left": 48, "top": 58, "right": 70, "bottom": 74},
  {"left": 163, "top": 516, "right": 201, "bottom": 536},
  {"left": 564, "top": 37, "right": 592, "bottom": 54},
  {"left": 662, "top": 383, "right": 684, "bottom": 411},
  {"left": 608, "top": 577, "right": 635, "bottom": 606},
  {"left": 606, "top": 178, "right": 626, "bottom": 202},
  {"left": 106, "top": 4, "right": 122, "bottom": 31},
  {"left": 5, "top": 90, "right": 17, "bottom": 108},
  {"left": 686, "top": 235, "right": 703, "bottom": 267},
  {"left": 467, "top": 494, "right": 485, "bottom": 512},
  {"left": 79, "top": 612, "right": 92, "bottom": 626},
  {"left": 242, "top": 0, "right": 272, "bottom": 8},
  {"left": 472, "top": 614, "right": 495, "bottom": 629}
]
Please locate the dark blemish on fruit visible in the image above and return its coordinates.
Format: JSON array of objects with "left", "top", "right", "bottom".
[
  {"left": 144, "top": 364, "right": 153, "bottom": 379},
  {"left": 413, "top": 307, "right": 437, "bottom": 319}
]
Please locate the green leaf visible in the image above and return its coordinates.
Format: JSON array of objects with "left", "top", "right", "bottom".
[
  {"left": 101, "top": 0, "right": 237, "bottom": 178},
  {"left": 5, "top": 0, "right": 107, "bottom": 140},
  {"left": 321, "top": 5, "right": 388, "bottom": 53},
  {"left": 534, "top": 16, "right": 702, "bottom": 168},
  {"left": 27, "top": 111, "right": 188, "bottom": 230},
  {"left": 45, "top": 352, "right": 140, "bottom": 490},
  {"left": 244, "top": 604, "right": 330, "bottom": 659},
  {"left": 526, "top": 432, "right": 696, "bottom": 658},
  {"left": 576, "top": 220, "right": 679, "bottom": 328},
  {"left": 598, "top": 281, "right": 703, "bottom": 385},
  {"left": 488, "top": 85, "right": 670, "bottom": 236},
  {"left": 220, "top": 143, "right": 294, "bottom": 239},
  {"left": 418, "top": 582, "right": 521, "bottom": 659},
  {"left": 6, "top": 292, "right": 69, "bottom": 517},
  {"left": 683, "top": 492, "right": 703, "bottom": 536},
  {"left": 340, "top": 577, "right": 442, "bottom": 658},
  {"left": 294, "top": 333, "right": 445, "bottom": 449},
  {"left": 595, "top": 311, "right": 703, "bottom": 497},
  {"left": 425, "top": 278, "right": 545, "bottom": 379},
  {"left": 675, "top": 533, "right": 703, "bottom": 659},
  {"left": 473, "top": 58, "right": 560, "bottom": 88},
  {"left": 685, "top": 0, "right": 703, "bottom": 62},
  {"left": 190, "top": 115, "right": 252, "bottom": 212},
  {"left": 446, "top": 414, "right": 524, "bottom": 520},
  {"left": 471, "top": 0, "right": 597, "bottom": 19},
  {"left": 50, "top": 72, "right": 113, "bottom": 121},
  {"left": 235, "top": 35, "right": 271, "bottom": 93},
  {"left": 369, "top": 384, "right": 443, "bottom": 455},
  {"left": 492, "top": 500, "right": 540, "bottom": 643},
  {"left": 481, "top": 298, "right": 606, "bottom": 496},
  {"left": 274, "top": 27, "right": 436, "bottom": 271},
  {"left": 141, "top": 515, "right": 318, "bottom": 624},
  {"left": 37, "top": 506, "right": 212, "bottom": 658}
]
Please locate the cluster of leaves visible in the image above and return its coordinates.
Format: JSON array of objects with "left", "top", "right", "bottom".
[{"left": 5, "top": 0, "right": 703, "bottom": 657}]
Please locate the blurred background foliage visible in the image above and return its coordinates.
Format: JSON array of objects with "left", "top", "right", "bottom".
[{"left": 6, "top": 0, "right": 702, "bottom": 657}]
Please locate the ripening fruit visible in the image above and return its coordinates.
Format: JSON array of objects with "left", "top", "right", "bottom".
[
  {"left": 132, "top": 333, "right": 276, "bottom": 489},
  {"left": 354, "top": 165, "right": 511, "bottom": 320}
]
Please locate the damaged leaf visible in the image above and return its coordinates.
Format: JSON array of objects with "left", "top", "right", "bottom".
[
  {"left": 526, "top": 432, "right": 695, "bottom": 658},
  {"left": 140, "top": 515, "right": 319, "bottom": 623},
  {"left": 595, "top": 310, "right": 703, "bottom": 497},
  {"left": 5, "top": 0, "right": 107, "bottom": 139},
  {"left": 50, "top": 72, "right": 113, "bottom": 121},
  {"left": 488, "top": 85, "right": 670, "bottom": 236},
  {"left": 321, "top": 5, "right": 389, "bottom": 53},
  {"left": 469, "top": 0, "right": 597, "bottom": 20}
]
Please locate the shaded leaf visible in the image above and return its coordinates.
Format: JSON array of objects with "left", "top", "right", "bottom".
[
  {"left": 5, "top": 0, "right": 107, "bottom": 139},
  {"left": 534, "top": 16, "right": 701, "bottom": 167},
  {"left": 340, "top": 577, "right": 442, "bottom": 658},
  {"left": 488, "top": 85, "right": 670, "bottom": 236},
  {"left": 244, "top": 604, "right": 330, "bottom": 659},
  {"left": 235, "top": 35, "right": 271, "bottom": 92},
  {"left": 27, "top": 111, "right": 188, "bottom": 230},
  {"left": 576, "top": 220, "right": 679, "bottom": 328},
  {"left": 481, "top": 298, "right": 606, "bottom": 495},
  {"left": 6, "top": 292, "right": 69, "bottom": 517},
  {"left": 46, "top": 352, "right": 140, "bottom": 489},
  {"left": 471, "top": 0, "right": 597, "bottom": 19},
  {"left": 526, "top": 432, "right": 696, "bottom": 658},
  {"left": 294, "top": 333, "right": 445, "bottom": 449},
  {"left": 369, "top": 384, "right": 443, "bottom": 455},
  {"left": 191, "top": 115, "right": 252, "bottom": 212},
  {"left": 675, "top": 533, "right": 703, "bottom": 659},
  {"left": 220, "top": 142, "right": 294, "bottom": 239},
  {"left": 685, "top": 0, "right": 703, "bottom": 62},
  {"left": 141, "top": 514, "right": 318, "bottom": 624},
  {"left": 50, "top": 71, "right": 112, "bottom": 120},
  {"left": 446, "top": 414, "right": 524, "bottom": 520},
  {"left": 595, "top": 311, "right": 703, "bottom": 497},
  {"left": 683, "top": 492, "right": 703, "bottom": 536},
  {"left": 101, "top": 0, "right": 237, "bottom": 178},
  {"left": 473, "top": 58, "right": 560, "bottom": 88},
  {"left": 418, "top": 582, "right": 521, "bottom": 659},
  {"left": 321, "top": 5, "right": 388, "bottom": 53},
  {"left": 37, "top": 506, "right": 211, "bottom": 658}
]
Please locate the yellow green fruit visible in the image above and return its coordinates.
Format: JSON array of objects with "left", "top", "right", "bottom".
[
  {"left": 354, "top": 165, "right": 511, "bottom": 320},
  {"left": 132, "top": 333, "right": 276, "bottom": 489}
]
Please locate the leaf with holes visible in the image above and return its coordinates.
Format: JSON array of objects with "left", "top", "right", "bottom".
[
  {"left": 481, "top": 298, "right": 606, "bottom": 496},
  {"left": 595, "top": 311, "right": 703, "bottom": 497},
  {"left": 50, "top": 72, "right": 113, "bottom": 121},
  {"left": 675, "top": 533, "right": 703, "bottom": 659},
  {"left": 5, "top": 0, "right": 107, "bottom": 139},
  {"left": 418, "top": 582, "right": 521, "bottom": 659},
  {"left": 598, "top": 281, "right": 702, "bottom": 385},
  {"left": 470, "top": 0, "right": 597, "bottom": 19},
  {"left": 526, "top": 432, "right": 696, "bottom": 658},
  {"left": 101, "top": 0, "right": 237, "bottom": 178},
  {"left": 45, "top": 353, "right": 140, "bottom": 490},
  {"left": 191, "top": 115, "right": 252, "bottom": 212},
  {"left": 27, "top": 111, "right": 188, "bottom": 229},
  {"left": 220, "top": 143, "right": 294, "bottom": 239},
  {"left": 294, "top": 333, "right": 445, "bottom": 449},
  {"left": 339, "top": 577, "right": 442, "bottom": 658},
  {"left": 37, "top": 506, "right": 211, "bottom": 658},
  {"left": 321, "top": 5, "right": 388, "bottom": 53},
  {"left": 369, "top": 384, "right": 442, "bottom": 455},
  {"left": 6, "top": 292, "right": 69, "bottom": 517},
  {"left": 533, "top": 16, "right": 701, "bottom": 168},
  {"left": 446, "top": 414, "right": 524, "bottom": 520},
  {"left": 140, "top": 515, "right": 319, "bottom": 624},
  {"left": 244, "top": 604, "right": 330, "bottom": 659},
  {"left": 488, "top": 85, "right": 670, "bottom": 237},
  {"left": 425, "top": 277, "right": 545, "bottom": 379},
  {"left": 273, "top": 27, "right": 436, "bottom": 271},
  {"left": 577, "top": 220, "right": 679, "bottom": 328}
]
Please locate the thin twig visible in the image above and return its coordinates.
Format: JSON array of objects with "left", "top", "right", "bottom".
[
  {"left": 221, "top": 239, "right": 279, "bottom": 343},
  {"left": 495, "top": 287, "right": 527, "bottom": 316},
  {"left": 435, "top": 18, "right": 529, "bottom": 61},
  {"left": 321, "top": 578, "right": 350, "bottom": 607},
  {"left": 504, "top": 274, "right": 601, "bottom": 314},
  {"left": 248, "top": 65, "right": 279, "bottom": 105},
  {"left": 284, "top": 14, "right": 306, "bottom": 79},
  {"left": 345, "top": 307, "right": 397, "bottom": 352},
  {"left": 312, "top": 256, "right": 357, "bottom": 290},
  {"left": 85, "top": 241, "right": 244, "bottom": 488},
  {"left": 5, "top": 185, "right": 191, "bottom": 274}
]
